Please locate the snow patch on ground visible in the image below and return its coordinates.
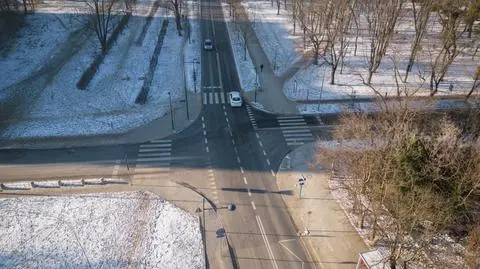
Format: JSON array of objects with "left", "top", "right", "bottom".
[
  {"left": 0, "top": 191, "right": 204, "bottom": 268},
  {"left": 222, "top": 4, "right": 256, "bottom": 92}
]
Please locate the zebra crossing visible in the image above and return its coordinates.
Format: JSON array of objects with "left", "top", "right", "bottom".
[
  {"left": 245, "top": 105, "right": 258, "bottom": 129},
  {"left": 277, "top": 116, "right": 315, "bottom": 146},
  {"left": 133, "top": 139, "right": 172, "bottom": 181},
  {"left": 203, "top": 91, "right": 227, "bottom": 105}
]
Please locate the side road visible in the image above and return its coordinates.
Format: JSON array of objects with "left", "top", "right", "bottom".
[{"left": 276, "top": 142, "right": 367, "bottom": 268}]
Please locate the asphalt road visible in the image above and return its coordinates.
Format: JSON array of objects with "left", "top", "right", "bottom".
[{"left": 0, "top": 1, "right": 334, "bottom": 268}]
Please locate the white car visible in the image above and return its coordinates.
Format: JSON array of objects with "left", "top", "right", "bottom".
[
  {"left": 229, "top": 91, "right": 242, "bottom": 107},
  {"left": 204, "top": 39, "right": 213, "bottom": 50}
]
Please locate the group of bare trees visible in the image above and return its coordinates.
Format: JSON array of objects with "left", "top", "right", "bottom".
[
  {"left": 317, "top": 102, "right": 480, "bottom": 268},
  {"left": 0, "top": 0, "right": 38, "bottom": 13},
  {"left": 286, "top": 0, "right": 480, "bottom": 96}
]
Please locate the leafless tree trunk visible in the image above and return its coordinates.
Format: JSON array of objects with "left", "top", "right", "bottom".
[
  {"left": 324, "top": 0, "right": 351, "bottom": 85},
  {"left": 86, "top": 0, "right": 120, "bottom": 53},
  {"left": 428, "top": 3, "right": 465, "bottom": 95},
  {"left": 363, "top": 0, "right": 404, "bottom": 85},
  {"left": 171, "top": 0, "right": 182, "bottom": 36},
  {"left": 467, "top": 66, "right": 480, "bottom": 98},
  {"left": 404, "top": 0, "right": 432, "bottom": 82}
]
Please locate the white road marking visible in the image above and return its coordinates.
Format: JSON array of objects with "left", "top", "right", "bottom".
[
  {"left": 203, "top": 130, "right": 207, "bottom": 136},
  {"left": 256, "top": 215, "right": 279, "bottom": 269},
  {"left": 220, "top": 92, "right": 225, "bottom": 103},
  {"left": 206, "top": 146, "right": 210, "bottom": 153},
  {"left": 150, "top": 139, "right": 171, "bottom": 143},
  {"left": 203, "top": 93, "right": 207, "bottom": 104},
  {"left": 201, "top": 116, "right": 205, "bottom": 122},
  {"left": 138, "top": 152, "right": 171, "bottom": 157},
  {"left": 202, "top": 123, "right": 206, "bottom": 128},
  {"left": 259, "top": 141, "right": 263, "bottom": 147},
  {"left": 266, "top": 159, "right": 271, "bottom": 166},
  {"left": 255, "top": 133, "right": 260, "bottom": 139},
  {"left": 223, "top": 105, "right": 226, "bottom": 110},
  {"left": 232, "top": 139, "right": 235, "bottom": 145},
  {"left": 237, "top": 156, "right": 241, "bottom": 164},
  {"left": 139, "top": 148, "right": 171, "bottom": 153},
  {"left": 224, "top": 111, "right": 227, "bottom": 116},
  {"left": 240, "top": 167, "right": 244, "bottom": 174},
  {"left": 215, "top": 92, "right": 219, "bottom": 104},
  {"left": 278, "top": 239, "right": 304, "bottom": 262},
  {"left": 209, "top": 92, "right": 213, "bottom": 104},
  {"left": 226, "top": 117, "right": 229, "bottom": 123},
  {"left": 263, "top": 150, "right": 267, "bottom": 156},
  {"left": 243, "top": 177, "right": 248, "bottom": 184},
  {"left": 234, "top": 147, "right": 238, "bottom": 154},
  {"left": 251, "top": 201, "right": 257, "bottom": 210},
  {"left": 283, "top": 133, "right": 313, "bottom": 138},
  {"left": 247, "top": 189, "right": 252, "bottom": 196},
  {"left": 208, "top": 168, "right": 213, "bottom": 173},
  {"left": 205, "top": 137, "right": 208, "bottom": 144},
  {"left": 271, "top": 169, "right": 275, "bottom": 177},
  {"left": 135, "top": 157, "right": 172, "bottom": 162},
  {"left": 140, "top": 144, "right": 171, "bottom": 148}
]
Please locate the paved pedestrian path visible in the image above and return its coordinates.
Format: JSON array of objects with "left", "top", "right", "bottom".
[{"left": 276, "top": 142, "right": 367, "bottom": 268}]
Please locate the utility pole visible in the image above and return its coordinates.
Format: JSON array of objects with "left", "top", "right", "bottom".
[{"left": 168, "top": 92, "right": 174, "bottom": 130}]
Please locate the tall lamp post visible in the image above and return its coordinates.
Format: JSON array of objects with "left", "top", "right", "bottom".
[{"left": 168, "top": 92, "right": 174, "bottom": 130}]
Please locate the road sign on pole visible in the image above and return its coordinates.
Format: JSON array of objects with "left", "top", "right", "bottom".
[{"left": 298, "top": 175, "right": 306, "bottom": 199}]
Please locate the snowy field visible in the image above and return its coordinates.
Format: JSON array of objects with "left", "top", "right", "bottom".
[
  {"left": 239, "top": 1, "right": 479, "bottom": 103},
  {"left": 0, "top": 191, "right": 204, "bottom": 268},
  {"left": 0, "top": 0, "right": 200, "bottom": 139}
]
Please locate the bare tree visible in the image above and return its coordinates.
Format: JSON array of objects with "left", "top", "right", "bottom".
[
  {"left": 86, "top": 0, "right": 122, "bottom": 53},
  {"left": 296, "top": 0, "right": 334, "bottom": 65},
  {"left": 428, "top": 2, "right": 466, "bottom": 95},
  {"left": 404, "top": 0, "right": 433, "bottom": 82},
  {"left": 467, "top": 66, "right": 480, "bottom": 98},
  {"left": 171, "top": 0, "right": 182, "bottom": 36},
  {"left": 323, "top": 0, "right": 351, "bottom": 84},
  {"left": 363, "top": 0, "right": 404, "bottom": 85}
]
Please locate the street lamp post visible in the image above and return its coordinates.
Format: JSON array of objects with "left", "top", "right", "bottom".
[{"left": 168, "top": 92, "right": 174, "bottom": 130}]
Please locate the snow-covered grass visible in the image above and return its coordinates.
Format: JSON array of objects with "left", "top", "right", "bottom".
[
  {"left": 0, "top": 13, "right": 85, "bottom": 93},
  {"left": 185, "top": 1, "right": 202, "bottom": 94},
  {"left": 222, "top": 4, "right": 256, "bottom": 92},
  {"left": 240, "top": 1, "right": 479, "bottom": 104},
  {"left": 0, "top": 0, "right": 193, "bottom": 139},
  {"left": 0, "top": 191, "right": 205, "bottom": 268}
]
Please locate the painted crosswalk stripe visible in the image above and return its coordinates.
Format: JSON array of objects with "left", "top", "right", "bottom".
[
  {"left": 150, "top": 139, "right": 171, "bottom": 143},
  {"left": 283, "top": 133, "right": 313, "bottom": 138},
  {"left": 139, "top": 148, "right": 171, "bottom": 153},
  {"left": 281, "top": 129, "right": 311, "bottom": 133},
  {"left": 209, "top": 92, "right": 213, "bottom": 104},
  {"left": 203, "top": 93, "right": 207, "bottom": 104},
  {"left": 140, "top": 143, "right": 171, "bottom": 148},
  {"left": 214, "top": 92, "right": 219, "bottom": 104},
  {"left": 136, "top": 157, "right": 172, "bottom": 162},
  {"left": 138, "top": 152, "right": 171, "bottom": 157}
]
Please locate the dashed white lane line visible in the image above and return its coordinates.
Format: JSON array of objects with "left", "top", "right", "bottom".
[
  {"left": 259, "top": 141, "right": 263, "bottom": 147},
  {"left": 237, "top": 156, "right": 241, "bottom": 164},
  {"left": 224, "top": 111, "right": 227, "bottom": 116},
  {"left": 206, "top": 146, "right": 210, "bottom": 153},
  {"left": 266, "top": 159, "right": 271, "bottom": 166},
  {"left": 271, "top": 169, "right": 275, "bottom": 177},
  {"left": 202, "top": 123, "right": 206, "bottom": 128},
  {"left": 255, "top": 133, "right": 260, "bottom": 139},
  {"left": 204, "top": 138, "right": 208, "bottom": 144},
  {"left": 203, "top": 130, "right": 207, "bottom": 136},
  {"left": 234, "top": 147, "right": 238, "bottom": 154},
  {"left": 247, "top": 189, "right": 252, "bottom": 196},
  {"left": 202, "top": 116, "right": 205, "bottom": 121},
  {"left": 263, "top": 150, "right": 267, "bottom": 156},
  {"left": 223, "top": 105, "right": 226, "bottom": 110},
  {"left": 243, "top": 177, "right": 248, "bottom": 184},
  {"left": 240, "top": 167, "right": 244, "bottom": 174},
  {"left": 232, "top": 139, "right": 235, "bottom": 145},
  {"left": 226, "top": 117, "right": 229, "bottom": 123},
  {"left": 251, "top": 201, "right": 257, "bottom": 210}
]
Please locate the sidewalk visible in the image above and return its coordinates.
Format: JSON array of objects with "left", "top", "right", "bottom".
[
  {"left": 233, "top": 0, "right": 298, "bottom": 114},
  {"left": 276, "top": 142, "right": 367, "bottom": 268}
]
